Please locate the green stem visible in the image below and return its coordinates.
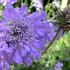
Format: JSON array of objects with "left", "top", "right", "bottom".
[
  {"left": 11, "top": 66, "right": 14, "bottom": 70},
  {"left": 21, "top": 0, "right": 23, "bottom": 4}
]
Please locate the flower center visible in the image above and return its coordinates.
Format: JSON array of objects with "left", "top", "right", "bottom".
[{"left": 6, "top": 23, "right": 29, "bottom": 45}]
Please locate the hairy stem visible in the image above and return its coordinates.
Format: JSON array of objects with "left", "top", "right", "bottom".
[{"left": 43, "top": 27, "right": 61, "bottom": 54}]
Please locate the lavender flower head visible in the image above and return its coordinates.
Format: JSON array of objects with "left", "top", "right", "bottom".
[
  {"left": 0, "top": 0, "right": 17, "bottom": 4},
  {"left": 0, "top": 3, "right": 55, "bottom": 67},
  {"left": 54, "top": 61, "right": 63, "bottom": 70}
]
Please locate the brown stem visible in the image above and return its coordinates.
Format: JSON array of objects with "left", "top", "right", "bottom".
[{"left": 43, "top": 27, "right": 61, "bottom": 54}]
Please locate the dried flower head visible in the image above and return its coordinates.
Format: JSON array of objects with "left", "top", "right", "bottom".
[{"left": 56, "top": 6, "right": 70, "bottom": 31}]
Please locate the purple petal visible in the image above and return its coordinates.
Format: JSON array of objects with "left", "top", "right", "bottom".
[
  {"left": 25, "top": 57, "right": 32, "bottom": 66},
  {"left": 0, "top": 0, "right": 17, "bottom": 4},
  {"left": 21, "top": 3, "right": 28, "bottom": 16},
  {"left": 3, "top": 3, "right": 17, "bottom": 21},
  {"left": 20, "top": 48, "right": 27, "bottom": 57},
  {"left": 24, "top": 45, "right": 31, "bottom": 52},
  {"left": 29, "top": 11, "right": 47, "bottom": 22},
  {"left": 10, "top": 0, "right": 17, "bottom": 4},
  {"left": 14, "top": 51, "right": 23, "bottom": 64}
]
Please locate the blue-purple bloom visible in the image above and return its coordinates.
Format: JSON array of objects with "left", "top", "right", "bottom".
[
  {"left": 0, "top": 0, "right": 17, "bottom": 4},
  {"left": 54, "top": 61, "right": 63, "bottom": 70},
  {"left": 0, "top": 3, "right": 55, "bottom": 68}
]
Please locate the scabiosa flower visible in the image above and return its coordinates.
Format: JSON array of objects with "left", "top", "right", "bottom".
[
  {"left": 1, "top": 3, "right": 55, "bottom": 66},
  {"left": 0, "top": 0, "right": 17, "bottom": 4},
  {"left": 54, "top": 61, "right": 63, "bottom": 70}
]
